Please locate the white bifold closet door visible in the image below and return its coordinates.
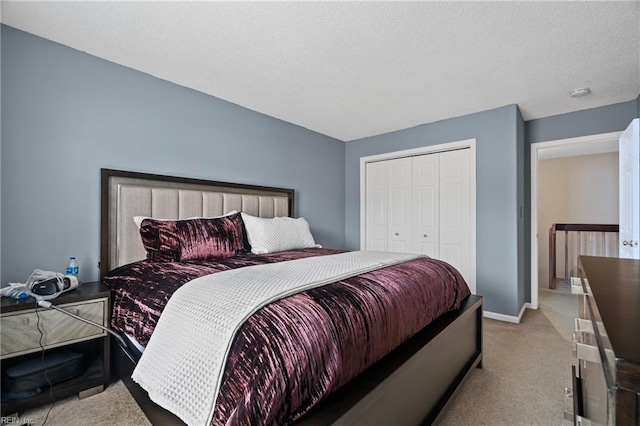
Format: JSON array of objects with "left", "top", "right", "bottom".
[
  {"left": 365, "top": 157, "right": 413, "bottom": 252},
  {"left": 387, "top": 157, "right": 413, "bottom": 252},
  {"left": 435, "top": 150, "right": 471, "bottom": 282},
  {"left": 365, "top": 149, "right": 472, "bottom": 284},
  {"left": 365, "top": 160, "right": 388, "bottom": 251},
  {"left": 412, "top": 153, "right": 439, "bottom": 257}
]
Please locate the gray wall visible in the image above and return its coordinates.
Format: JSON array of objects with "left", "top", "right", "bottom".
[
  {"left": 1, "top": 26, "right": 345, "bottom": 284},
  {"left": 526, "top": 100, "right": 639, "bottom": 144},
  {"left": 345, "top": 105, "right": 522, "bottom": 316},
  {"left": 517, "top": 108, "right": 528, "bottom": 308}
]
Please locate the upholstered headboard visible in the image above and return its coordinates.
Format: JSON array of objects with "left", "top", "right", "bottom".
[{"left": 100, "top": 169, "right": 294, "bottom": 278}]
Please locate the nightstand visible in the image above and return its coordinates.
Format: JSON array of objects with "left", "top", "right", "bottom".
[{"left": 0, "top": 282, "right": 111, "bottom": 415}]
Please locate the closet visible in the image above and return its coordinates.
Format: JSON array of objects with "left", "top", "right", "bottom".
[{"left": 364, "top": 148, "right": 473, "bottom": 288}]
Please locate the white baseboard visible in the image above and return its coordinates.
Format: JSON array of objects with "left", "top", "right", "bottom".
[{"left": 484, "top": 303, "right": 532, "bottom": 324}]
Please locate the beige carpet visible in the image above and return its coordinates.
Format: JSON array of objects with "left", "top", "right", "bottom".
[
  {"left": 439, "top": 308, "right": 573, "bottom": 426},
  {"left": 20, "top": 380, "right": 149, "bottom": 426},
  {"left": 19, "top": 309, "right": 572, "bottom": 426},
  {"left": 538, "top": 289, "right": 578, "bottom": 342}
]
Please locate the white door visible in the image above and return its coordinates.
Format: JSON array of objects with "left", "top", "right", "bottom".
[
  {"left": 619, "top": 119, "right": 640, "bottom": 259},
  {"left": 412, "top": 154, "right": 439, "bottom": 257},
  {"left": 365, "top": 161, "right": 388, "bottom": 251},
  {"left": 387, "top": 157, "right": 413, "bottom": 253},
  {"left": 439, "top": 149, "right": 472, "bottom": 284}
]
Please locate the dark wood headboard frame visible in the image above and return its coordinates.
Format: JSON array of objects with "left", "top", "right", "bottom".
[{"left": 99, "top": 168, "right": 295, "bottom": 279}]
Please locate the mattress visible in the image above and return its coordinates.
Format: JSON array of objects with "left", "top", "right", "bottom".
[{"left": 104, "top": 248, "right": 470, "bottom": 425}]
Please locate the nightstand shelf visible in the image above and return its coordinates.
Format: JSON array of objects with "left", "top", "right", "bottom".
[{"left": 0, "top": 282, "right": 111, "bottom": 415}]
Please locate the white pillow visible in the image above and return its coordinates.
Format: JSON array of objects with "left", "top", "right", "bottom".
[
  {"left": 241, "top": 213, "right": 321, "bottom": 254},
  {"left": 133, "top": 211, "right": 237, "bottom": 228}
]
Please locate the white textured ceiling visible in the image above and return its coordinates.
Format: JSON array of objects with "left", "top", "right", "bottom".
[{"left": 2, "top": 1, "right": 639, "bottom": 141}]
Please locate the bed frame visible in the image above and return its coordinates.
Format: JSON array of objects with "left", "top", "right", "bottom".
[{"left": 100, "top": 168, "right": 483, "bottom": 425}]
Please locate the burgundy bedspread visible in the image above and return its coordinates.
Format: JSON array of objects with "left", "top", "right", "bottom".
[{"left": 104, "top": 248, "right": 470, "bottom": 425}]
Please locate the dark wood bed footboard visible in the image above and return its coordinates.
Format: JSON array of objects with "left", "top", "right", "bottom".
[{"left": 111, "top": 294, "right": 483, "bottom": 426}]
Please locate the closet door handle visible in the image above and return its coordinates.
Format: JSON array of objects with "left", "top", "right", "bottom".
[
  {"left": 423, "top": 234, "right": 428, "bottom": 238},
  {"left": 395, "top": 233, "right": 399, "bottom": 236}
]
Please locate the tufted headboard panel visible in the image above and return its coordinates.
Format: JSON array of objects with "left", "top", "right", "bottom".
[{"left": 100, "top": 169, "right": 294, "bottom": 277}]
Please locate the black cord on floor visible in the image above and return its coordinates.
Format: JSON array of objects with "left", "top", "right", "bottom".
[{"left": 35, "top": 304, "right": 54, "bottom": 426}]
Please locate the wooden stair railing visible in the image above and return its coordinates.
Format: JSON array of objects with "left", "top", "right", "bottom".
[{"left": 548, "top": 223, "right": 619, "bottom": 289}]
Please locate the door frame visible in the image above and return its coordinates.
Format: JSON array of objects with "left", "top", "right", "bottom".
[
  {"left": 530, "top": 131, "right": 621, "bottom": 309},
  {"left": 360, "top": 138, "right": 477, "bottom": 293},
  {"left": 618, "top": 119, "right": 640, "bottom": 259}
]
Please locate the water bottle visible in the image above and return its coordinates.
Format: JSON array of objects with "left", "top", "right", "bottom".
[
  {"left": 66, "top": 257, "right": 79, "bottom": 276},
  {"left": 10, "top": 286, "right": 29, "bottom": 299}
]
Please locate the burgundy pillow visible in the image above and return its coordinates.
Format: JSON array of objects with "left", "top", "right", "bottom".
[{"left": 139, "top": 213, "right": 246, "bottom": 262}]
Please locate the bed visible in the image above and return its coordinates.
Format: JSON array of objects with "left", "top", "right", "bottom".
[{"left": 100, "top": 168, "right": 483, "bottom": 426}]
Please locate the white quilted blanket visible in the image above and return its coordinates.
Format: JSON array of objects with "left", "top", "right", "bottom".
[{"left": 131, "top": 251, "right": 421, "bottom": 426}]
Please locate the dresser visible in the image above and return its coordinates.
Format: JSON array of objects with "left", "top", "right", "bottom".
[
  {"left": 569, "top": 256, "right": 640, "bottom": 425},
  {"left": 0, "top": 282, "right": 111, "bottom": 415}
]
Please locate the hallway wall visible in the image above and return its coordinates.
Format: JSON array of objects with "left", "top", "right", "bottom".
[{"left": 537, "top": 152, "right": 619, "bottom": 288}]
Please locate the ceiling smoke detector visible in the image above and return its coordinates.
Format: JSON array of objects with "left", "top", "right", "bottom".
[{"left": 570, "top": 87, "right": 591, "bottom": 97}]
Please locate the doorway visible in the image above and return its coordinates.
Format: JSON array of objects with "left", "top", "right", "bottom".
[{"left": 530, "top": 131, "right": 622, "bottom": 338}]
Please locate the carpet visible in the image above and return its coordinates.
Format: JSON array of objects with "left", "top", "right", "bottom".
[{"left": 439, "top": 308, "right": 573, "bottom": 426}]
